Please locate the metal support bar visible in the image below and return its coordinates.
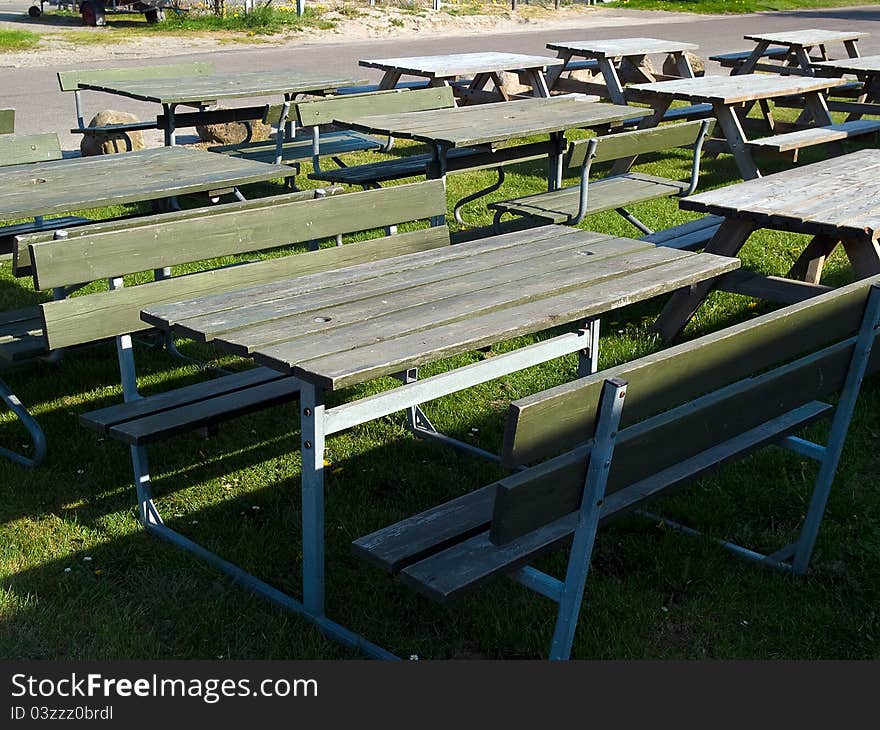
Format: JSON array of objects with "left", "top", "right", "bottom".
[
  {"left": 510, "top": 565, "right": 564, "bottom": 602},
  {"left": 792, "top": 284, "right": 880, "bottom": 573},
  {"left": 637, "top": 510, "right": 794, "bottom": 571},
  {"left": 778, "top": 435, "right": 827, "bottom": 462},
  {"left": 0, "top": 378, "right": 47, "bottom": 468},
  {"left": 578, "top": 320, "right": 600, "bottom": 377},
  {"left": 453, "top": 167, "right": 505, "bottom": 226},
  {"left": 129, "top": 441, "right": 396, "bottom": 658},
  {"left": 300, "top": 382, "right": 326, "bottom": 617},
  {"left": 615, "top": 207, "right": 653, "bottom": 235},
  {"left": 324, "top": 331, "right": 591, "bottom": 436},
  {"left": 550, "top": 377, "right": 627, "bottom": 660}
]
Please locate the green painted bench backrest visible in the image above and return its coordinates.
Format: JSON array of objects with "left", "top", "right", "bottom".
[
  {"left": 0, "top": 133, "right": 62, "bottom": 166},
  {"left": 284, "top": 86, "right": 456, "bottom": 127},
  {"left": 14, "top": 187, "right": 343, "bottom": 276},
  {"left": 566, "top": 119, "right": 716, "bottom": 171},
  {"left": 34, "top": 180, "right": 450, "bottom": 350},
  {"left": 0, "top": 109, "right": 14, "bottom": 135},
  {"left": 491, "top": 275, "right": 880, "bottom": 543},
  {"left": 57, "top": 62, "right": 215, "bottom": 92}
]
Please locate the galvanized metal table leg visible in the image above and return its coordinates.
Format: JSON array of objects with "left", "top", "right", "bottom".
[
  {"left": 300, "top": 381, "right": 326, "bottom": 617},
  {"left": 577, "top": 319, "right": 600, "bottom": 377},
  {"left": 548, "top": 130, "right": 565, "bottom": 191},
  {"left": 162, "top": 103, "right": 177, "bottom": 147},
  {"left": 426, "top": 144, "right": 448, "bottom": 227}
]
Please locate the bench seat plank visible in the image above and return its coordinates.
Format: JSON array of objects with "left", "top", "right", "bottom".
[
  {"left": 640, "top": 215, "right": 724, "bottom": 250},
  {"left": 0, "top": 307, "right": 46, "bottom": 361},
  {"left": 748, "top": 120, "right": 880, "bottom": 153},
  {"left": 310, "top": 146, "right": 482, "bottom": 186},
  {"left": 106, "top": 374, "right": 300, "bottom": 445},
  {"left": 487, "top": 173, "right": 689, "bottom": 225},
  {"left": 81, "top": 365, "right": 287, "bottom": 434},
  {"left": 352, "top": 485, "right": 495, "bottom": 574},
  {"left": 210, "top": 130, "right": 382, "bottom": 165}
]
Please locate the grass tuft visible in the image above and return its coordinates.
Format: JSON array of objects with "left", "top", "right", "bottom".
[{"left": 0, "top": 29, "right": 41, "bottom": 52}]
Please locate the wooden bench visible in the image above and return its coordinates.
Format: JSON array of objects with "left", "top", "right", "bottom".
[
  {"left": 709, "top": 47, "right": 789, "bottom": 71},
  {"left": 306, "top": 86, "right": 505, "bottom": 190},
  {"left": 639, "top": 214, "right": 724, "bottom": 251},
  {"left": 58, "top": 62, "right": 214, "bottom": 142},
  {"left": 209, "top": 87, "right": 455, "bottom": 179},
  {"left": 353, "top": 275, "right": 880, "bottom": 658},
  {"left": 46, "top": 181, "right": 449, "bottom": 470},
  {"left": 0, "top": 133, "right": 93, "bottom": 257},
  {"left": 0, "top": 109, "right": 13, "bottom": 135},
  {"left": 747, "top": 119, "right": 880, "bottom": 155},
  {"left": 489, "top": 119, "right": 715, "bottom": 234},
  {"left": 3, "top": 184, "right": 362, "bottom": 466}
]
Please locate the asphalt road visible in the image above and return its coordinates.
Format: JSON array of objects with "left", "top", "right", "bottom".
[{"left": 1, "top": 3, "right": 880, "bottom": 150}]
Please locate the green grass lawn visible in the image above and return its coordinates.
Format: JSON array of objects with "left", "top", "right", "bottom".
[
  {"left": 1, "top": 107, "right": 879, "bottom": 660},
  {"left": 610, "top": 0, "right": 880, "bottom": 13},
  {"left": 0, "top": 29, "right": 41, "bottom": 52}
]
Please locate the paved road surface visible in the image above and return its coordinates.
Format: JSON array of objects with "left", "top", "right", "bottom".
[{"left": 1, "top": 3, "right": 879, "bottom": 151}]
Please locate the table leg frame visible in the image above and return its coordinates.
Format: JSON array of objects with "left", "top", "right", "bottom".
[
  {"left": 119, "top": 328, "right": 598, "bottom": 659},
  {"left": 652, "top": 218, "right": 756, "bottom": 342}
]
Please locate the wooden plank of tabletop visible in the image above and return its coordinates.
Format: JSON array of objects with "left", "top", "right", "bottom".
[
  {"left": 680, "top": 149, "right": 880, "bottom": 233},
  {"left": 142, "top": 225, "right": 592, "bottom": 328},
  {"left": 631, "top": 73, "right": 846, "bottom": 104},
  {"left": 0, "top": 146, "right": 290, "bottom": 221},
  {"left": 359, "top": 52, "right": 564, "bottom": 79},
  {"left": 546, "top": 38, "right": 699, "bottom": 58},
  {"left": 743, "top": 29, "right": 866, "bottom": 47},
  {"left": 80, "top": 69, "right": 367, "bottom": 105},
  {"left": 169, "top": 230, "right": 646, "bottom": 343},
  {"left": 274, "top": 251, "right": 740, "bottom": 390},
  {"left": 814, "top": 54, "right": 880, "bottom": 73},
  {"left": 336, "top": 98, "right": 646, "bottom": 148},
  {"left": 190, "top": 237, "right": 660, "bottom": 352}
]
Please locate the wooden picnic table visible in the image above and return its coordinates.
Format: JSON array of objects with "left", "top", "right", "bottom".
[
  {"left": 629, "top": 73, "right": 847, "bottom": 179},
  {"left": 140, "top": 224, "right": 740, "bottom": 647},
  {"left": 79, "top": 69, "right": 367, "bottom": 145},
  {"left": 334, "top": 95, "right": 646, "bottom": 214},
  {"left": 813, "top": 54, "right": 880, "bottom": 117},
  {"left": 545, "top": 37, "right": 699, "bottom": 103},
  {"left": 737, "top": 29, "right": 865, "bottom": 76},
  {"left": 653, "top": 148, "right": 880, "bottom": 341},
  {"left": 359, "top": 52, "right": 565, "bottom": 104},
  {"left": 0, "top": 146, "right": 291, "bottom": 223}
]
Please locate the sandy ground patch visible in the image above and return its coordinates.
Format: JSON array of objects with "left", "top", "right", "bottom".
[{"left": 0, "top": 3, "right": 718, "bottom": 68}]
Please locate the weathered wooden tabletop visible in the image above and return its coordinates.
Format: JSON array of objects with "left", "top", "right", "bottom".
[
  {"left": 631, "top": 73, "right": 845, "bottom": 104},
  {"left": 546, "top": 38, "right": 698, "bottom": 58},
  {"left": 142, "top": 225, "right": 739, "bottom": 391},
  {"left": 359, "top": 52, "right": 564, "bottom": 79},
  {"left": 0, "top": 146, "right": 291, "bottom": 221},
  {"left": 79, "top": 69, "right": 367, "bottom": 105},
  {"left": 334, "top": 96, "right": 646, "bottom": 148},
  {"left": 680, "top": 149, "right": 880, "bottom": 238},
  {"left": 814, "top": 54, "right": 880, "bottom": 74},
  {"left": 743, "top": 29, "right": 866, "bottom": 47}
]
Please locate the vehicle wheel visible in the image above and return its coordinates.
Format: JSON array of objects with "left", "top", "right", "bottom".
[
  {"left": 80, "top": 0, "right": 106, "bottom": 26},
  {"left": 144, "top": 8, "right": 164, "bottom": 22},
  {"left": 27, "top": 5, "right": 42, "bottom": 17}
]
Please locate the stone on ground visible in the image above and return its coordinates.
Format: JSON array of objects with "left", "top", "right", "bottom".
[{"left": 80, "top": 110, "right": 145, "bottom": 156}]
